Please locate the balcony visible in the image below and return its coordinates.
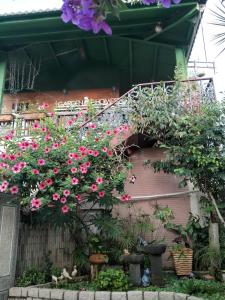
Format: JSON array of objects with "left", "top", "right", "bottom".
[{"left": 0, "top": 77, "right": 216, "bottom": 137}]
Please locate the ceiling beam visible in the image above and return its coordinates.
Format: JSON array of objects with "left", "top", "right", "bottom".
[
  {"left": 48, "top": 43, "right": 62, "bottom": 68},
  {"left": 144, "top": 6, "right": 198, "bottom": 41}
]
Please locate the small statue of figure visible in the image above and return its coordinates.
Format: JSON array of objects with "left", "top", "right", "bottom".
[
  {"left": 138, "top": 236, "right": 148, "bottom": 246},
  {"left": 51, "top": 275, "right": 58, "bottom": 285},
  {"left": 142, "top": 268, "right": 151, "bottom": 287}
]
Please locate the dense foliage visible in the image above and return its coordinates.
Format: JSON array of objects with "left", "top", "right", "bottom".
[
  {"left": 96, "top": 268, "right": 129, "bottom": 291},
  {"left": 0, "top": 107, "right": 131, "bottom": 223},
  {"left": 129, "top": 79, "right": 225, "bottom": 226}
]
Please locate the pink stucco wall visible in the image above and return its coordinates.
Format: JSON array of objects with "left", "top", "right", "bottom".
[{"left": 114, "top": 148, "right": 191, "bottom": 268}]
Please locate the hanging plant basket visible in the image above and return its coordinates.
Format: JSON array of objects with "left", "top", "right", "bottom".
[{"left": 172, "top": 247, "right": 193, "bottom": 276}]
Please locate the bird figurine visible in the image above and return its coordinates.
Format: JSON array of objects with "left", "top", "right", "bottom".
[
  {"left": 58, "top": 273, "right": 64, "bottom": 281},
  {"left": 123, "top": 249, "right": 130, "bottom": 255},
  {"left": 71, "top": 265, "right": 78, "bottom": 278},
  {"left": 62, "top": 267, "right": 72, "bottom": 280},
  {"left": 51, "top": 275, "right": 58, "bottom": 285}
]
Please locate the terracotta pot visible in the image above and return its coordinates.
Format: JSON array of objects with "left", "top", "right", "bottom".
[
  {"left": 89, "top": 253, "right": 108, "bottom": 264},
  {"left": 172, "top": 247, "right": 193, "bottom": 276}
]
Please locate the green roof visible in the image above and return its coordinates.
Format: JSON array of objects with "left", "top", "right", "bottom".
[{"left": 0, "top": 2, "right": 204, "bottom": 93}]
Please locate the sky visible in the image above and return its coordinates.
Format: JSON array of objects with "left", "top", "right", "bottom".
[{"left": 0, "top": 0, "right": 224, "bottom": 96}]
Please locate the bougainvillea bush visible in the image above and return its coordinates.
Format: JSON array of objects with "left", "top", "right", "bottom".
[{"left": 0, "top": 108, "right": 131, "bottom": 223}]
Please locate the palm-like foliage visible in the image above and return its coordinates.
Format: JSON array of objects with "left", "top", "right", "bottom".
[{"left": 210, "top": 2, "right": 225, "bottom": 56}]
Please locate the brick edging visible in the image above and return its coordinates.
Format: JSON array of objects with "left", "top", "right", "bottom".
[{"left": 8, "top": 287, "right": 204, "bottom": 300}]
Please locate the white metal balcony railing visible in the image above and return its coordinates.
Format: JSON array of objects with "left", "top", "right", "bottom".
[{"left": 0, "top": 77, "right": 216, "bottom": 137}]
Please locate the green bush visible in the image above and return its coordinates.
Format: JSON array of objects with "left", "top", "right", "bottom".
[
  {"left": 16, "top": 268, "right": 45, "bottom": 287},
  {"left": 170, "top": 279, "right": 225, "bottom": 299},
  {"left": 96, "top": 269, "right": 129, "bottom": 291}
]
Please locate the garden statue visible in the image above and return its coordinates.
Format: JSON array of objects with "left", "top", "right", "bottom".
[
  {"left": 71, "top": 265, "right": 78, "bottom": 278},
  {"left": 123, "top": 249, "right": 130, "bottom": 255},
  {"left": 51, "top": 275, "right": 58, "bottom": 285},
  {"left": 138, "top": 236, "right": 148, "bottom": 247},
  {"left": 62, "top": 268, "right": 72, "bottom": 280},
  {"left": 142, "top": 268, "right": 151, "bottom": 287}
]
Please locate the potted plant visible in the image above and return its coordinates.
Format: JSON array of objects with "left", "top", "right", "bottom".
[
  {"left": 88, "top": 235, "right": 109, "bottom": 265},
  {"left": 154, "top": 206, "right": 193, "bottom": 276}
]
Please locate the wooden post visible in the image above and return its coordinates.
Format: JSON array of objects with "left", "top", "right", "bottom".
[
  {"left": 0, "top": 52, "right": 7, "bottom": 114},
  {"left": 175, "top": 48, "right": 187, "bottom": 79}
]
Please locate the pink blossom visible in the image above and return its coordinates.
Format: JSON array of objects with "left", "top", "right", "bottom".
[
  {"left": 96, "top": 177, "right": 104, "bottom": 184},
  {"left": 88, "top": 123, "right": 97, "bottom": 129},
  {"left": 0, "top": 185, "right": 7, "bottom": 192},
  {"left": 71, "top": 167, "right": 77, "bottom": 174},
  {"left": 41, "top": 127, "right": 47, "bottom": 132},
  {"left": 38, "top": 182, "right": 46, "bottom": 190},
  {"left": 0, "top": 153, "right": 7, "bottom": 160},
  {"left": 42, "top": 102, "right": 49, "bottom": 109},
  {"left": 80, "top": 166, "right": 87, "bottom": 174},
  {"left": 53, "top": 168, "right": 59, "bottom": 174},
  {"left": 44, "top": 147, "right": 50, "bottom": 154},
  {"left": 31, "top": 198, "right": 42, "bottom": 208},
  {"left": 44, "top": 134, "right": 51, "bottom": 142},
  {"left": 2, "top": 180, "right": 9, "bottom": 188},
  {"left": 61, "top": 205, "right": 69, "bottom": 214},
  {"left": 107, "top": 150, "right": 113, "bottom": 157},
  {"left": 93, "top": 150, "right": 99, "bottom": 157},
  {"left": 114, "top": 128, "right": 121, "bottom": 134},
  {"left": 75, "top": 194, "right": 81, "bottom": 201},
  {"left": 52, "top": 193, "right": 60, "bottom": 201},
  {"left": 52, "top": 143, "right": 59, "bottom": 149},
  {"left": 38, "top": 159, "right": 45, "bottom": 166},
  {"left": 95, "top": 137, "right": 99, "bottom": 142},
  {"left": 46, "top": 178, "right": 53, "bottom": 186},
  {"left": 91, "top": 184, "right": 98, "bottom": 192},
  {"left": 10, "top": 186, "right": 19, "bottom": 194},
  {"left": 67, "top": 159, "right": 73, "bottom": 165},
  {"left": 18, "top": 162, "right": 27, "bottom": 169},
  {"left": 33, "top": 121, "right": 39, "bottom": 130},
  {"left": 106, "top": 130, "right": 112, "bottom": 136},
  {"left": 98, "top": 191, "right": 105, "bottom": 198},
  {"left": 67, "top": 119, "right": 74, "bottom": 126},
  {"left": 60, "top": 197, "right": 67, "bottom": 204},
  {"left": 9, "top": 154, "right": 16, "bottom": 161},
  {"left": 31, "top": 142, "right": 39, "bottom": 151},
  {"left": 79, "top": 146, "right": 86, "bottom": 153},
  {"left": 12, "top": 165, "right": 21, "bottom": 174},
  {"left": 73, "top": 153, "right": 79, "bottom": 160},
  {"left": 63, "top": 190, "right": 70, "bottom": 197},
  {"left": 120, "top": 194, "right": 131, "bottom": 202},
  {"left": 71, "top": 177, "right": 79, "bottom": 185},
  {"left": 32, "top": 169, "right": 39, "bottom": 175},
  {"left": 85, "top": 161, "right": 91, "bottom": 168},
  {"left": 88, "top": 149, "right": 94, "bottom": 155},
  {"left": 102, "top": 147, "right": 108, "bottom": 153},
  {"left": 122, "top": 124, "right": 129, "bottom": 132}
]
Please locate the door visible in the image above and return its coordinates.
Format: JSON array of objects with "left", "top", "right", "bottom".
[{"left": 0, "top": 195, "right": 19, "bottom": 300}]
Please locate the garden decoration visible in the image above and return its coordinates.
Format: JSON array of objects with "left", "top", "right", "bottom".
[
  {"left": 71, "top": 265, "right": 78, "bottom": 278},
  {"left": 140, "top": 243, "right": 166, "bottom": 287},
  {"left": 61, "top": 0, "right": 182, "bottom": 35},
  {"left": 120, "top": 253, "right": 144, "bottom": 286},
  {"left": 142, "top": 267, "right": 151, "bottom": 286}
]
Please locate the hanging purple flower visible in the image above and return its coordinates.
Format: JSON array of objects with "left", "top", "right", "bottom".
[{"left": 61, "top": 0, "right": 112, "bottom": 35}]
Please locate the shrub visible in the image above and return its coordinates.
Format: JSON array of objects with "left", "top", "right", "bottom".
[
  {"left": 16, "top": 268, "right": 45, "bottom": 287},
  {"left": 96, "top": 268, "right": 129, "bottom": 291},
  {"left": 170, "top": 279, "right": 225, "bottom": 298}
]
